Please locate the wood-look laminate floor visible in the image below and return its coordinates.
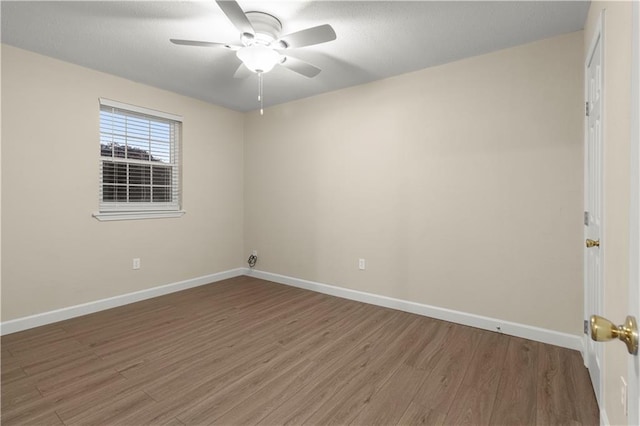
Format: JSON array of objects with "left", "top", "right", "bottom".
[{"left": 2, "top": 276, "right": 599, "bottom": 425}]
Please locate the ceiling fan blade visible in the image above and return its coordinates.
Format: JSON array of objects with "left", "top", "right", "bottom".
[
  {"left": 170, "top": 39, "right": 240, "bottom": 50},
  {"left": 215, "top": 0, "right": 254, "bottom": 35},
  {"left": 280, "top": 56, "right": 321, "bottom": 78},
  {"left": 277, "top": 24, "right": 336, "bottom": 49},
  {"left": 233, "top": 63, "right": 253, "bottom": 79}
]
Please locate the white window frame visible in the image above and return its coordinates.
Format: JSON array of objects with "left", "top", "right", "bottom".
[{"left": 93, "top": 98, "right": 185, "bottom": 221}]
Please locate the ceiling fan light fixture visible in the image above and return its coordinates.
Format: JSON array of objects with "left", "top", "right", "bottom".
[
  {"left": 171, "top": 0, "right": 337, "bottom": 115},
  {"left": 236, "top": 45, "right": 280, "bottom": 73}
]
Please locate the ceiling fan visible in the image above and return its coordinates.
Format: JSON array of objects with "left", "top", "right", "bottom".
[{"left": 170, "top": 0, "right": 336, "bottom": 80}]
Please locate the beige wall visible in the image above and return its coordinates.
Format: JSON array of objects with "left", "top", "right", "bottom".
[
  {"left": 584, "top": 2, "right": 633, "bottom": 425},
  {"left": 1, "top": 43, "right": 3, "bottom": 323},
  {"left": 2, "top": 31, "right": 586, "bottom": 340},
  {"left": 244, "top": 32, "right": 585, "bottom": 335},
  {"left": 1, "top": 45, "right": 245, "bottom": 321}
]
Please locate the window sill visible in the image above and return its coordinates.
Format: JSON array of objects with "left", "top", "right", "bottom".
[{"left": 92, "top": 210, "right": 186, "bottom": 222}]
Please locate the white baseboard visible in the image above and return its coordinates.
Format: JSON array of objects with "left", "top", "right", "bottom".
[
  {"left": 0, "top": 268, "right": 245, "bottom": 336},
  {"left": 247, "top": 269, "right": 583, "bottom": 352},
  {"left": 1, "top": 266, "right": 584, "bottom": 353}
]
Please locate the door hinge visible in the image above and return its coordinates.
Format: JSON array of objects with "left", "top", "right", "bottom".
[
  {"left": 584, "top": 319, "right": 589, "bottom": 334},
  {"left": 585, "top": 101, "right": 590, "bottom": 116}
]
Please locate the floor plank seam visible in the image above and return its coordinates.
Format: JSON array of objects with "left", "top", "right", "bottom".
[
  {"left": 54, "top": 410, "right": 66, "bottom": 425},
  {"left": 481, "top": 339, "right": 509, "bottom": 426},
  {"left": 442, "top": 328, "right": 484, "bottom": 423},
  {"left": 300, "top": 315, "right": 421, "bottom": 425},
  {"left": 35, "top": 384, "right": 46, "bottom": 398},
  {"left": 251, "top": 312, "right": 402, "bottom": 425},
  {"left": 534, "top": 341, "right": 542, "bottom": 426}
]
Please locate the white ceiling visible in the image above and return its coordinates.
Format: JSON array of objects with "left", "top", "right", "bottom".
[{"left": 1, "top": 1, "right": 589, "bottom": 112}]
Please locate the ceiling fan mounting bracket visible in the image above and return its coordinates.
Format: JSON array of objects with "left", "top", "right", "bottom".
[{"left": 244, "top": 11, "right": 282, "bottom": 45}]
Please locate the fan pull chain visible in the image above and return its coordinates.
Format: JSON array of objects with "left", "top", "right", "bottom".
[{"left": 258, "top": 72, "right": 264, "bottom": 116}]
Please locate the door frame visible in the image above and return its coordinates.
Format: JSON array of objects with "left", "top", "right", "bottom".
[
  {"left": 628, "top": 1, "right": 640, "bottom": 423},
  {"left": 583, "top": 9, "right": 605, "bottom": 407}
]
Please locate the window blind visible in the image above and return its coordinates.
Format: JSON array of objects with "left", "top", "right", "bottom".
[{"left": 99, "top": 99, "right": 182, "bottom": 213}]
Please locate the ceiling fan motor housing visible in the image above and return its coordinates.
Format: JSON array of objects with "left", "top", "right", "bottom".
[{"left": 245, "top": 12, "right": 282, "bottom": 45}]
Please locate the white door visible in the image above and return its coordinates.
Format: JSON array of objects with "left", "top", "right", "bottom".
[
  {"left": 628, "top": 2, "right": 640, "bottom": 423},
  {"left": 584, "top": 19, "right": 604, "bottom": 406}
]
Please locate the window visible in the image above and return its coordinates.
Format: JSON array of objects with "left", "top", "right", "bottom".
[{"left": 94, "top": 98, "right": 184, "bottom": 221}]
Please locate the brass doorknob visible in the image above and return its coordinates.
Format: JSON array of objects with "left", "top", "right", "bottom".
[
  {"left": 590, "top": 315, "right": 638, "bottom": 355},
  {"left": 586, "top": 239, "right": 600, "bottom": 248}
]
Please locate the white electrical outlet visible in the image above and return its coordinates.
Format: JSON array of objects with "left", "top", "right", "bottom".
[
  {"left": 133, "top": 258, "right": 141, "bottom": 270},
  {"left": 358, "top": 258, "right": 366, "bottom": 270}
]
